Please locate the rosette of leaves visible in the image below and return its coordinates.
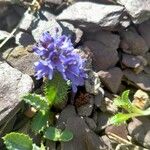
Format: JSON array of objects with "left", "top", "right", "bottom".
[{"left": 109, "top": 90, "right": 150, "bottom": 125}]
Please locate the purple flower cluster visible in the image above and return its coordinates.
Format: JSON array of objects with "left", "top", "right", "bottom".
[{"left": 33, "top": 31, "right": 87, "bottom": 92}]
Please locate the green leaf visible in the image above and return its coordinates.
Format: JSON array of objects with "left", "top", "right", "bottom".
[
  {"left": 31, "top": 111, "right": 49, "bottom": 133},
  {"left": 3, "top": 132, "right": 33, "bottom": 150},
  {"left": 114, "top": 90, "right": 132, "bottom": 112},
  {"left": 60, "top": 130, "right": 73, "bottom": 142},
  {"left": 22, "top": 94, "right": 49, "bottom": 113},
  {"left": 44, "top": 73, "right": 69, "bottom": 106},
  {"left": 44, "top": 127, "right": 61, "bottom": 141},
  {"left": 109, "top": 113, "right": 137, "bottom": 125}
]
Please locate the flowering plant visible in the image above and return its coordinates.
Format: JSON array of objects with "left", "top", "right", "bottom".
[{"left": 33, "top": 31, "right": 87, "bottom": 92}]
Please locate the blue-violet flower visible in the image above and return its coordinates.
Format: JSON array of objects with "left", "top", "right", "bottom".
[{"left": 33, "top": 31, "right": 87, "bottom": 92}]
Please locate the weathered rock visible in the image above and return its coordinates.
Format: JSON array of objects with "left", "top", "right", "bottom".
[
  {"left": 0, "top": 61, "right": 33, "bottom": 126},
  {"left": 56, "top": 105, "right": 77, "bottom": 129},
  {"left": 84, "top": 117, "right": 97, "bottom": 131},
  {"left": 128, "top": 117, "right": 150, "bottom": 149},
  {"left": 85, "top": 70, "right": 104, "bottom": 95},
  {"left": 96, "top": 112, "right": 112, "bottom": 132},
  {"left": 2, "top": 46, "right": 39, "bottom": 76},
  {"left": 45, "top": 0, "right": 63, "bottom": 5},
  {"left": 0, "top": 30, "right": 11, "bottom": 41},
  {"left": 84, "top": 41, "right": 119, "bottom": 71},
  {"left": 77, "top": 95, "right": 94, "bottom": 117},
  {"left": 117, "top": 0, "right": 150, "bottom": 24},
  {"left": 100, "top": 96, "right": 118, "bottom": 114},
  {"left": 94, "top": 92, "right": 104, "bottom": 108},
  {"left": 123, "top": 69, "right": 150, "bottom": 91},
  {"left": 106, "top": 124, "right": 128, "bottom": 140},
  {"left": 84, "top": 30, "right": 120, "bottom": 51},
  {"left": 98, "top": 67, "right": 123, "bottom": 93},
  {"left": 138, "top": 19, "right": 150, "bottom": 49},
  {"left": 133, "top": 89, "right": 150, "bottom": 110},
  {"left": 120, "top": 28, "right": 149, "bottom": 55},
  {"left": 57, "top": 2, "right": 124, "bottom": 31},
  {"left": 144, "top": 52, "right": 150, "bottom": 66},
  {"left": 122, "top": 53, "right": 143, "bottom": 69},
  {"left": 61, "top": 116, "right": 107, "bottom": 150},
  {"left": 15, "top": 31, "right": 35, "bottom": 46}
]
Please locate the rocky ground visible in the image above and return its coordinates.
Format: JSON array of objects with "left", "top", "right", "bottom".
[{"left": 0, "top": 0, "right": 150, "bottom": 150}]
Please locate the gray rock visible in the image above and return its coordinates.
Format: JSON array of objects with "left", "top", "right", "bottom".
[
  {"left": 61, "top": 116, "right": 107, "bottom": 150},
  {"left": 84, "top": 117, "right": 97, "bottom": 131},
  {"left": 85, "top": 71, "right": 104, "bottom": 95},
  {"left": 45, "top": 0, "right": 63, "bottom": 5},
  {"left": 2, "top": 46, "right": 39, "bottom": 76},
  {"left": 144, "top": 66, "right": 150, "bottom": 75},
  {"left": 100, "top": 96, "right": 118, "bottom": 114},
  {"left": 57, "top": 2, "right": 124, "bottom": 31},
  {"left": 120, "top": 28, "right": 149, "bottom": 55},
  {"left": 122, "top": 53, "right": 144, "bottom": 69},
  {"left": 98, "top": 67, "right": 123, "bottom": 93},
  {"left": 0, "top": 30, "right": 11, "bottom": 41},
  {"left": 77, "top": 95, "right": 94, "bottom": 117},
  {"left": 0, "top": 61, "right": 33, "bottom": 126},
  {"left": 84, "top": 41, "right": 119, "bottom": 71},
  {"left": 97, "top": 112, "right": 112, "bottom": 132},
  {"left": 56, "top": 105, "right": 76, "bottom": 129},
  {"left": 128, "top": 117, "right": 150, "bottom": 149},
  {"left": 84, "top": 30, "right": 120, "bottom": 51},
  {"left": 138, "top": 19, "right": 150, "bottom": 49},
  {"left": 94, "top": 92, "right": 104, "bottom": 108},
  {"left": 144, "top": 52, "right": 150, "bottom": 66},
  {"left": 106, "top": 124, "right": 128, "bottom": 140},
  {"left": 116, "top": 0, "right": 150, "bottom": 24},
  {"left": 15, "top": 31, "right": 35, "bottom": 46},
  {"left": 123, "top": 69, "right": 150, "bottom": 91}
]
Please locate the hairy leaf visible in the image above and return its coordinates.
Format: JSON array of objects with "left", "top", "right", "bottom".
[
  {"left": 22, "top": 94, "right": 49, "bottom": 112},
  {"left": 60, "top": 130, "right": 73, "bottom": 142},
  {"left": 44, "top": 127, "right": 61, "bottom": 141},
  {"left": 31, "top": 111, "right": 49, "bottom": 133},
  {"left": 109, "top": 113, "right": 137, "bottom": 125},
  {"left": 44, "top": 73, "right": 69, "bottom": 106},
  {"left": 3, "top": 132, "right": 33, "bottom": 150}
]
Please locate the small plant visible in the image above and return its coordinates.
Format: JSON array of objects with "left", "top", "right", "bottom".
[
  {"left": 3, "top": 31, "right": 87, "bottom": 150},
  {"left": 109, "top": 90, "right": 150, "bottom": 125}
]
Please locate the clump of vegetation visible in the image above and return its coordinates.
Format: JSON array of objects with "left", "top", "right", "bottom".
[
  {"left": 109, "top": 90, "right": 150, "bottom": 125},
  {"left": 3, "top": 31, "right": 87, "bottom": 150}
]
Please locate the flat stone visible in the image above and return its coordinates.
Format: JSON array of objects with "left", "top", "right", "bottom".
[
  {"left": 123, "top": 69, "right": 150, "bottom": 91},
  {"left": 57, "top": 2, "right": 124, "bottom": 31},
  {"left": 0, "top": 61, "right": 33, "bottom": 126},
  {"left": 15, "top": 31, "right": 35, "bottom": 47},
  {"left": 117, "top": 0, "right": 150, "bottom": 24},
  {"left": 98, "top": 67, "right": 123, "bottom": 93},
  {"left": 105, "top": 124, "right": 128, "bottom": 140},
  {"left": 138, "top": 19, "right": 150, "bottom": 49},
  {"left": 97, "top": 112, "right": 112, "bottom": 132},
  {"left": 56, "top": 105, "right": 77, "bottom": 129},
  {"left": 128, "top": 117, "right": 150, "bottom": 149},
  {"left": 2, "top": 46, "right": 39, "bottom": 76},
  {"left": 122, "top": 53, "right": 143, "bottom": 69},
  {"left": 61, "top": 116, "right": 107, "bottom": 150},
  {"left": 84, "top": 30, "right": 120, "bottom": 51},
  {"left": 120, "top": 28, "right": 149, "bottom": 55},
  {"left": 84, "top": 41, "right": 119, "bottom": 71}
]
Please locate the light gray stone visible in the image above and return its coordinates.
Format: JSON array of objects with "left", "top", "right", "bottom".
[
  {"left": 0, "top": 61, "right": 34, "bottom": 126},
  {"left": 123, "top": 69, "right": 150, "bottom": 91},
  {"left": 98, "top": 67, "right": 123, "bottom": 93},
  {"left": 57, "top": 2, "right": 124, "bottom": 30},
  {"left": 117, "top": 0, "right": 150, "bottom": 24},
  {"left": 128, "top": 117, "right": 150, "bottom": 149}
]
